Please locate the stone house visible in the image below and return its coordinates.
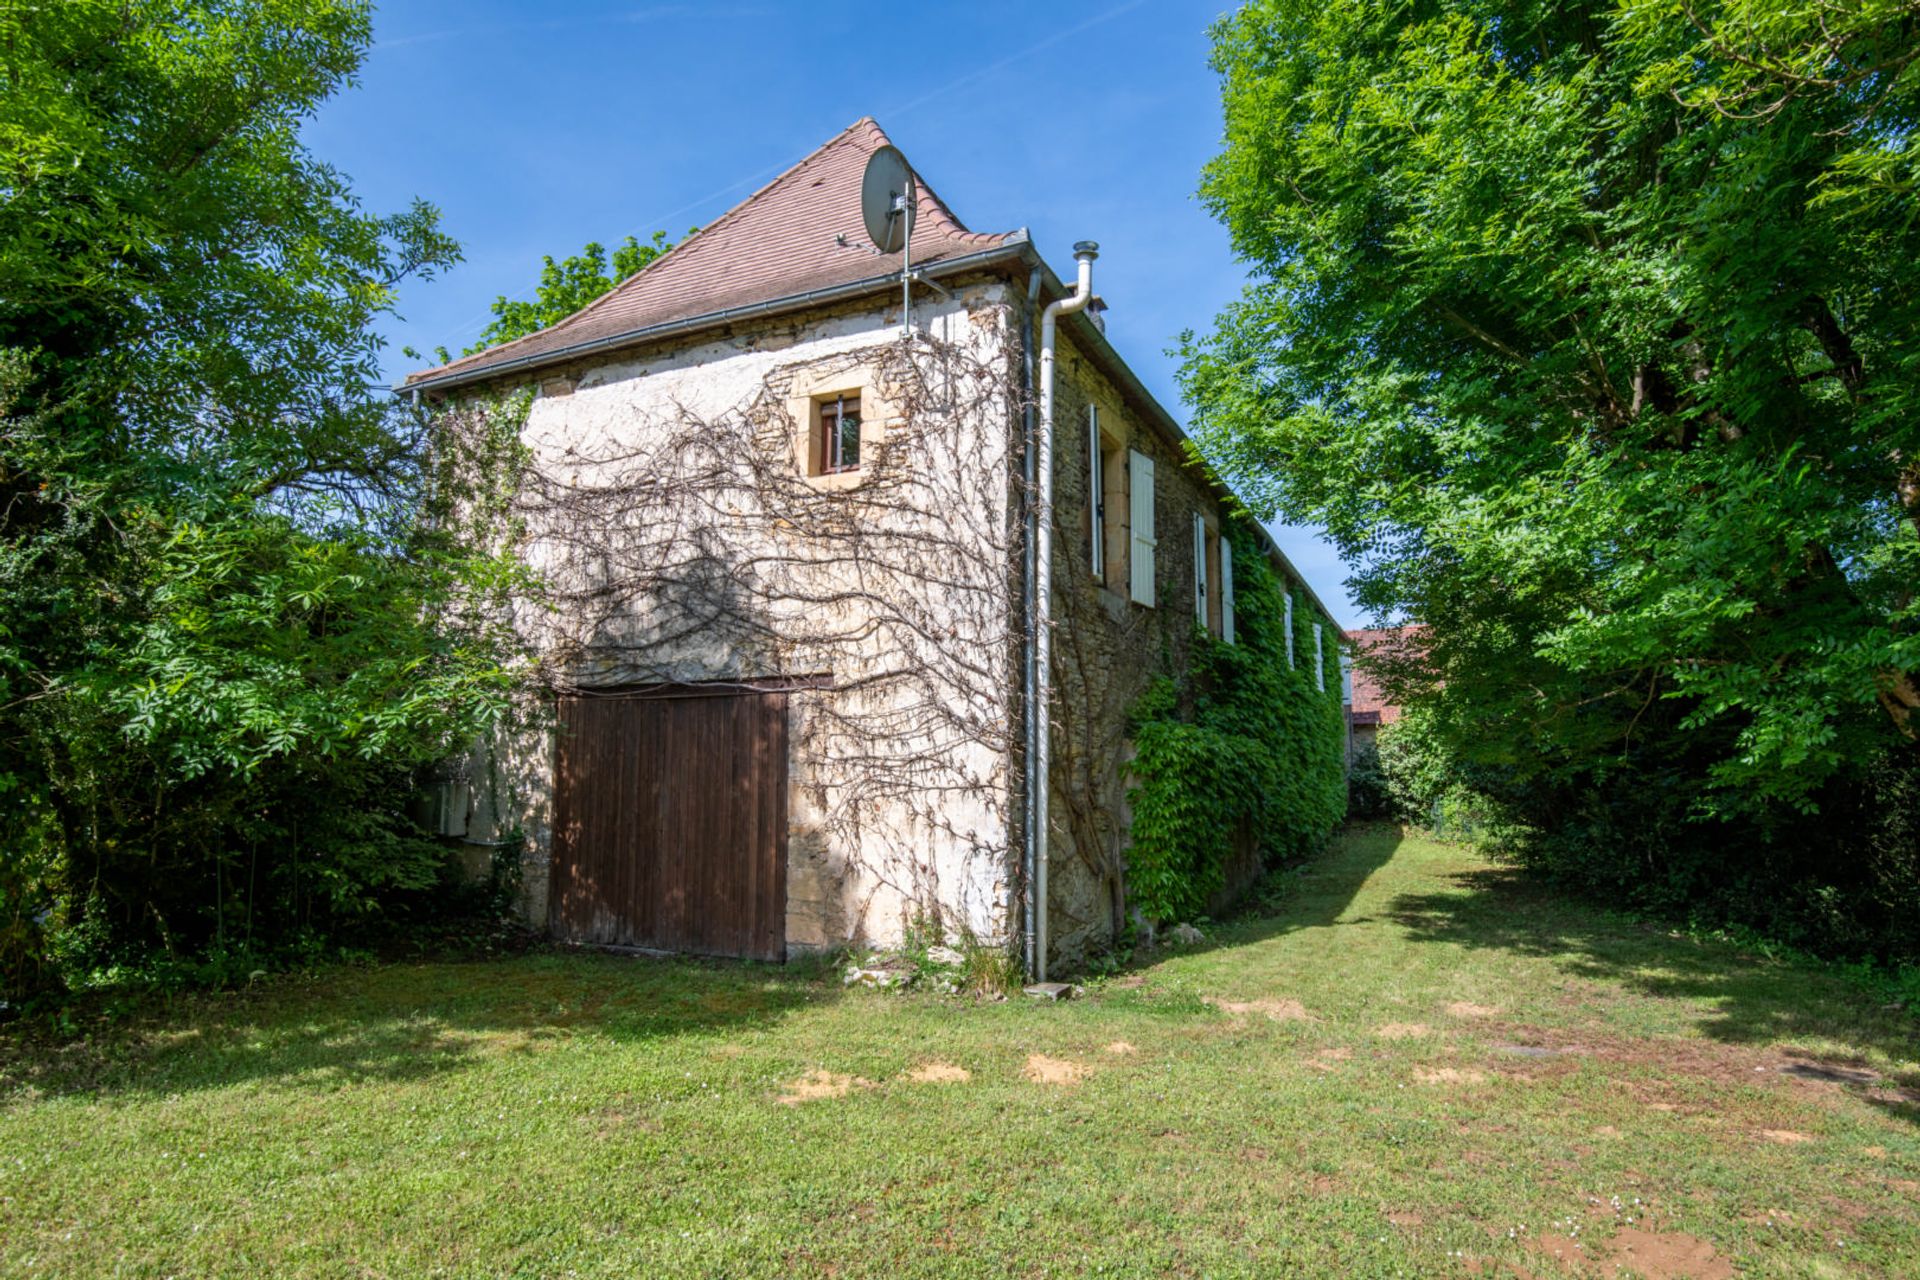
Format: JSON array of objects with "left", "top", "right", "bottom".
[
  {"left": 406, "top": 119, "right": 1343, "bottom": 974},
  {"left": 1344, "top": 626, "right": 1422, "bottom": 754}
]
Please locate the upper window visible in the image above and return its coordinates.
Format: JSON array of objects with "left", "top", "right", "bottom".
[
  {"left": 787, "top": 366, "right": 885, "bottom": 488},
  {"left": 1088, "top": 404, "right": 1129, "bottom": 587},
  {"left": 1087, "top": 405, "right": 1104, "bottom": 582},
  {"left": 1129, "top": 449, "right": 1156, "bottom": 607},
  {"left": 819, "top": 394, "right": 861, "bottom": 474}
]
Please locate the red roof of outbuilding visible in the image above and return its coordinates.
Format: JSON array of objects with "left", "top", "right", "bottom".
[
  {"left": 1344, "top": 626, "right": 1423, "bottom": 725},
  {"left": 405, "top": 118, "right": 1018, "bottom": 389}
]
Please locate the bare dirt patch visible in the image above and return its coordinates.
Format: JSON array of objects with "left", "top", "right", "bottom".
[
  {"left": 1757, "top": 1128, "right": 1812, "bottom": 1145},
  {"left": 1205, "top": 995, "right": 1311, "bottom": 1021},
  {"left": 776, "top": 1070, "right": 875, "bottom": 1105},
  {"left": 1103, "top": 1041, "right": 1138, "bottom": 1056},
  {"left": 1415, "top": 1066, "right": 1488, "bottom": 1086},
  {"left": 1478, "top": 1019, "right": 1793, "bottom": 1097},
  {"left": 904, "top": 1062, "right": 970, "bottom": 1084},
  {"left": 1386, "top": 1210, "right": 1424, "bottom": 1228},
  {"left": 1600, "top": 1226, "right": 1734, "bottom": 1280},
  {"left": 1376, "top": 1022, "right": 1431, "bottom": 1039},
  {"left": 1528, "top": 1232, "right": 1588, "bottom": 1270},
  {"left": 1445, "top": 1001, "right": 1499, "bottom": 1019},
  {"left": 1519, "top": 1221, "right": 1734, "bottom": 1280},
  {"left": 1024, "top": 1053, "right": 1087, "bottom": 1085},
  {"left": 1306, "top": 1046, "right": 1352, "bottom": 1072}
]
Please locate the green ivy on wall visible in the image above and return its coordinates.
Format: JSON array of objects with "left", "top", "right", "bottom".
[{"left": 1125, "top": 524, "right": 1346, "bottom": 924}]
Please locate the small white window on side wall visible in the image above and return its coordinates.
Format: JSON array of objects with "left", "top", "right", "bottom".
[
  {"left": 1221, "top": 538, "right": 1235, "bottom": 643},
  {"left": 1284, "top": 592, "right": 1295, "bottom": 667},
  {"left": 1088, "top": 405, "right": 1103, "bottom": 581},
  {"left": 1314, "top": 622, "right": 1325, "bottom": 691},
  {"left": 1129, "top": 450, "right": 1156, "bottom": 606}
]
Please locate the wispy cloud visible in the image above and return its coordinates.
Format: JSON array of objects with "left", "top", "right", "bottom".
[
  {"left": 884, "top": 0, "right": 1150, "bottom": 120},
  {"left": 374, "top": 6, "right": 772, "bottom": 53},
  {"left": 615, "top": 0, "right": 1154, "bottom": 239}
]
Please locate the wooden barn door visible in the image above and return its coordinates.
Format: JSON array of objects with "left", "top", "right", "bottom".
[{"left": 550, "top": 687, "right": 788, "bottom": 960}]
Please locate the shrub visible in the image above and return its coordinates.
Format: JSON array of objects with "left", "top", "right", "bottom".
[
  {"left": 1374, "top": 709, "right": 1501, "bottom": 837},
  {"left": 1345, "top": 742, "right": 1389, "bottom": 820},
  {"left": 1392, "top": 691, "right": 1920, "bottom": 966}
]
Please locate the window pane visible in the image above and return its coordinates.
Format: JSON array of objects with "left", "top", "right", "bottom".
[{"left": 837, "top": 409, "right": 860, "bottom": 470}]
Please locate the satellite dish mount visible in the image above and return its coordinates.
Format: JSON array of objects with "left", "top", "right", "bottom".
[{"left": 861, "top": 145, "right": 932, "bottom": 332}]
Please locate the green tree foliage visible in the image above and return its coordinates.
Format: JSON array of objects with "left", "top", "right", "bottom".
[
  {"left": 1125, "top": 528, "right": 1346, "bottom": 924},
  {"left": 1181, "top": 0, "right": 1920, "bottom": 958},
  {"left": 1186, "top": 0, "right": 1920, "bottom": 801},
  {"left": 467, "top": 232, "right": 674, "bottom": 353},
  {"left": 0, "top": 2, "right": 523, "bottom": 997}
]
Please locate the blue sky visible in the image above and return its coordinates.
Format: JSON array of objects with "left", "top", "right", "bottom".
[{"left": 308, "top": 0, "right": 1360, "bottom": 627}]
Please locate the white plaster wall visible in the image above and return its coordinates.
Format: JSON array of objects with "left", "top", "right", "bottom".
[{"left": 503, "top": 284, "right": 1019, "bottom": 952}]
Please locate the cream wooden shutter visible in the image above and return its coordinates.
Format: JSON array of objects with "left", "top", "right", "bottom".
[
  {"left": 1314, "top": 623, "right": 1325, "bottom": 691},
  {"left": 1220, "top": 538, "right": 1235, "bottom": 643},
  {"left": 1192, "top": 513, "right": 1208, "bottom": 625},
  {"left": 1088, "top": 406, "right": 1103, "bottom": 580},
  {"left": 1284, "top": 592, "right": 1295, "bottom": 667},
  {"left": 1129, "top": 450, "right": 1155, "bottom": 606}
]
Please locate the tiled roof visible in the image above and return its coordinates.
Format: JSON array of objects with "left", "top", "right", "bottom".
[
  {"left": 1344, "top": 626, "right": 1424, "bottom": 724},
  {"left": 405, "top": 118, "right": 1018, "bottom": 388}
]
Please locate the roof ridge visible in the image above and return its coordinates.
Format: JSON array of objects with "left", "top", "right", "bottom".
[
  {"left": 429, "top": 119, "right": 882, "bottom": 376},
  {"left": 688, "top": 115, "right": 881, "bottom": 248},
  {"left": 405, "top": 117, "right": 1020, "bottom": 387}
]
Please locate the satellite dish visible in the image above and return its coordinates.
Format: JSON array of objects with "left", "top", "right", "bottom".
[{"left": 861, "top": 146, "right": 916, "bottom": 255}]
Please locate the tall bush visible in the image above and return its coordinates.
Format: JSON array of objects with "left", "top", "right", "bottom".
[{"left": 0, "top": 2, "right": 523, "bottom": 999}]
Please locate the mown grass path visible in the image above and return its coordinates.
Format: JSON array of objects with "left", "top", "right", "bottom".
[{"left": 4, "top": 828, "right": 1917, "bottom": 1277}]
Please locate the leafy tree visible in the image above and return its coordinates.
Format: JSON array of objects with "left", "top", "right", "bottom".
[
  {"left": 1182, "top": 0, "right": 1920, "bottom": 821},
  {"left": 467, "top": 232, "right": 674, "bottom": 353},
  {"left": 0, "top": 1, "right": 522, "bottom": 996}
]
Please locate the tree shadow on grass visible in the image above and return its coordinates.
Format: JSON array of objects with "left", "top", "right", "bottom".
[
  {"left": 1122, "top": 822, "right": 1410, "bottom": 969},
  {"left": 1383, "top": 862, "right": 1920, "bottom": 1080},
  {"left": 0, "top": 948, "right": 839, "bottom": 1101}
]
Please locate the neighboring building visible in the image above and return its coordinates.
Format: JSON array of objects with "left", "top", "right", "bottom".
[
  {"left": 405, "top": 119, "right": 1343, "bottom": 974},
  {"left": 1344, "top": 626, "right": 1420, "bottom": 753}
]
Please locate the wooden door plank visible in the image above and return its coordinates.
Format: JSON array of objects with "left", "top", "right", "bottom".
[{"left": 549, "top": 687, "right": 788, "bottom": 960}]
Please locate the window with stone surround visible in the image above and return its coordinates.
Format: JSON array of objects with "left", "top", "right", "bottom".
[
  {"left": 818, "top": 393, "right": 861, "bottom": 474},
  {"left": 787, "top": 366, "right": 890, "bottom": 490}
]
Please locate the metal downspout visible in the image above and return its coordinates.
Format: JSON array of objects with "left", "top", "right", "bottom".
[
  {"left": 1033, "top": 241, "right": 1098, "bottom": 984},
  {"left": 1021, "top": 270, "right": 1042, "bottom": 981}
]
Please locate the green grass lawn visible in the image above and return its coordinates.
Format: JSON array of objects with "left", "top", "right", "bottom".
[{"left": 5, "top": 828, "right": 1918, "bottom": 1278}]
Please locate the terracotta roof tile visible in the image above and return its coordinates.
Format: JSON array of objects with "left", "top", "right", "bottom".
[
  {"left": 1343, "top": 626, "right": 1425, "bottom": 723},
  {"left": 406, "top": 118, "right": 1017, "bottom": 388}
]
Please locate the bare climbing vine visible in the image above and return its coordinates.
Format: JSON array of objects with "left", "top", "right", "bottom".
[{"left": 433, "top": 321, "right": 1030, "bottom": 941}]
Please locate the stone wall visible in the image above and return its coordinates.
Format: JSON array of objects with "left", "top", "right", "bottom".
[{"left": 1039, "top": 332, "right": 1321, "bottom": 968}]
